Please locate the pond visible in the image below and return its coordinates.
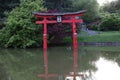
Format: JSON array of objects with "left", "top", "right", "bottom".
[{"left": 0, "top": 46, "right": 120, "bottom": 80}]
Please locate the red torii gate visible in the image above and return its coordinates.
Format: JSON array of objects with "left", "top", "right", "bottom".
[
  {"left": 33, "top": 10, "right": 86, "bottom": 51},
  {"left": 33, "top": 10, "right": 86, "bottom": 80}
]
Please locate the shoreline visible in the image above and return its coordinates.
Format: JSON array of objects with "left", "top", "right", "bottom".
[{"left": 79, "top": 42, "right": 120, "bottom": 46}]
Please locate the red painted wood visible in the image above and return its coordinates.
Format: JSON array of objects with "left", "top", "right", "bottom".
[
  {"left": 36, "top": 15, "right": 56, "bottom": 19},
  {"left": 36, "top": 19, "right": 83, "bottom": 24},
  {"left": 62, "top": 19, "right": 83, "bottom": 23},
  {"left": 36, "top": 14, "right": 84, "bottom": 18},
  {"left": 33, "top": 10, "right": 86, "bottom": 17},
  {"left": 72, "top": 16, "right": 78, "bottom": 50},
  {"left": 71, "top": 16, "right": 78, "bottom": 79},
  {"left": 43, "top": 17, "right": 47, "bottom": 51}
]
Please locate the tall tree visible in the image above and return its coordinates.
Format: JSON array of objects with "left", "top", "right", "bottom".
[
  {"left": 44, "top": 0, "right": 99, "bottom": 22},
  {"left": 72, "top": 0, "right": 99, "bottom": 23},
  {"left": 44, "top": 0, "right": 73, "bottom": 12},
  {"left": 43, "top": 0, "right": 99, "bottom": 44},
  {"left": 0, "top": 0, "right": 19, "bottom": 18},
  {"left": 101, "top": 0, "right": 120, "bottom": 13},
  {"left": 0, "top": 0, "right": 20, "bottom": 29}
]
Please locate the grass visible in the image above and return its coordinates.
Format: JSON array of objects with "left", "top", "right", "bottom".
[
  {"left": 64, "top": 31, "right": 120, "bottom": 42},
  {"left": 80, "top": 46, "right": 120, "bottom": 52}
]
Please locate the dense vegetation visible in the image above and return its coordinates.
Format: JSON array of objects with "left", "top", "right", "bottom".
[
  {"left": 44, "top": 0, "right": 99, "bottom": 45},
  {"left": 0, "top": 0, "right": 99, "bottom": 48},
  {"left": 0, "top": 0, "right": 19, "bottom": 15},
  {"left": 72, "top": 0, "right": 99, "bottom": 22},
  {"left": 44, "top": 0, "right": 99, "bottom": 22},
  {"left": 0, "top": 0, "right": 45, "bottom": 48},
  {"left": 64, "top": 31, "right": 120, "bottom": 42},
  {"left": 0, "top": 0, "right": 20, "bottom": 29},
  {"left": 99, "top": 13, "right": 120, "bottom": 31},
  {"left": 99, "top": 0, "right": 120, "bottom": 31},
  {"left": 0, "top": 0, "right": 120, "bottom": 48}
]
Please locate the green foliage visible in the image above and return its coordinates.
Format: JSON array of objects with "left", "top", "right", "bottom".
[
  {"left": 0, "top": 0, "right": 19, "bottom": 18},
  {"left": 44, "top": 0, "right": 99, "bottom": 22},
  {"left": 72, "top": 0, "right": 99, "bottom": 22},
  {"left": 64, "top": 31, "right": 120, "bottom": 42},
  {"left": 0, "top": 0, "right": 20, "bottom": 29},
  {"left": 99, "top": 13, "right": 120, "bottom": 31},
  {"left": 0, "top": 0, "right": 45, "bottom": 48},
  {"left": 44, "top": 0, "right": 73, "bottom": 12},
  {"left": 44, "top": 0, "right": 100, "bottom": 43},
  {"left": 100, "top": 0, "right": 120, "bottom": 13},
  {"left": 88, "top": 24, "right": 99, "bottom": 30},
  {"left": 78, "top": 31, "right": 120, "bottom": 42},
  {"left": 0, "top": 49, "right": 43, "bottom": 80}
]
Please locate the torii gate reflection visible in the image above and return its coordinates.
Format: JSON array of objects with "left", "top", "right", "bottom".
[
  {"left": 37, "top": 50, "right": 58, "bottom": 79},
  {"left": 37, "top": 48, "right": 84, "bottom": 80},
  {"left": 33, "top": 10, "right": 86, "bottom": 80}
]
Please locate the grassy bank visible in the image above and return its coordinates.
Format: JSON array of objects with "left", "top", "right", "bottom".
[
  {"left": 64, "top": 31, "right": 120, "bottom": 42},
  {"left": 80, "top": 46, "right": 120, "bottom": 52}
]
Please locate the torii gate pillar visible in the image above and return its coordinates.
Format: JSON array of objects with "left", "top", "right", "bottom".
[{"left": 43, "top": 17, "right": 47, "bottom": 51}]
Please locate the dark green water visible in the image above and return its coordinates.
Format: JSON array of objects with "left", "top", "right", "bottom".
[{"left": 0, "top": 46, "right": 120, "bottom": 80}]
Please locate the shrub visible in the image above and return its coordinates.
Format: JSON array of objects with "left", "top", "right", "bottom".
[
  {"left": 0, "top": 0, "right": 45, "bottom": 48},
  {"left": 100, "top": 13, "right": 120, "bottom": 31}
]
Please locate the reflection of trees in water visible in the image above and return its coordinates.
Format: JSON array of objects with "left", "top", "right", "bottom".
[
  {"left": 0, "top": 63, "right": 9, "bottom": 80},
  {"left": 101, "top": 51, "right": 120, "bottom": 66},
  {"left": 77, "top": 49, "right": 100, "bottom": 80},
  {"left": 0, "top": 49, "right": 44, "bottom": 80},
  {"left": 1, "top": 47, "right": 118, "bottom": 80},
  {"left": 78, "top": 49, "right": 99, "bottom": 71},
  {"left": 48, "top": 47, "right": 73, "bottom": 74},
  {"left": 47, "top": 47, "right": 100, "bottom": 80}
]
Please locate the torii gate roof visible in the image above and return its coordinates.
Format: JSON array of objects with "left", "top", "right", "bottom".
[{"left": 33, "top": 10, "right": 86, "bottom": 16}]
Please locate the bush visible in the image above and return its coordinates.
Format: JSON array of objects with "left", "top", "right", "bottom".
[
  {"left": 100, "top": 13, "right": 120, "bottom": 31},
  {"left": 0, "top": 0, "right": 45, "bottom": 48}
]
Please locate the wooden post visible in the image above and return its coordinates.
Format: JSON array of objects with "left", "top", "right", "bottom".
[
  {"left": 72, "top": 16, "right": 78, "bottom": 50},
  {"left": 72, "top": 16, "right": 78, "bottom": 80},
  {"left": 43, "top": 17, "right": 47, "bottom": 51}
]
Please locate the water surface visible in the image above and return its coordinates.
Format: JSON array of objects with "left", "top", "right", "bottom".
[{"left": 0, "top": 46, "right": 120, "bottom": 80}]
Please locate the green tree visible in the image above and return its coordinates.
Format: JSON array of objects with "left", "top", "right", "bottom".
[
  {"left": 43, "top": 0, "right": 99, "bottom": 43},
  {"left": 43, "top": 0, "right": 80, "bottom": 44},
  {"left": 72, "top": 0, "right": 99, "bottom": 22},
  {"left": 99, "top": 0, "right": 120, "bottom": 31},
  {"left": 44, "top": 0, "right": 99, "bottom": 22},
  {"left": 99, "top": 13, "right": 120, "bottom": 31},
  {"left": 101, "top": 0, "right": 120, "bottom": 13},
  {"left": 44, "top": 0, "right": 73, "bottom": 12},
  {"left": 0, "top": 0, "right": 45, "bottom": 48},
  {"left": 0, "top": 0, "right": 19, "bottom": 18},
  {"left": 0, "top": 0, "right": 20, "bottom": 29}
]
